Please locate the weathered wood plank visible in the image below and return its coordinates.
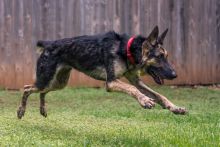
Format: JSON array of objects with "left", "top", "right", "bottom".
[
  {"left": 23, "top": 0, "right": 34, "bottom": 86},
  {"left": 0, "top": 0, "right": 5, "bottom": 87},
  {"left": 4, "top": 0, "right": 16, "bottom": 89},
  {"left": 14, "top": 0, "right": 24, "bottom": 88},
  {"left": 217, "top": 0, "right": 220, "bottom": 81}
]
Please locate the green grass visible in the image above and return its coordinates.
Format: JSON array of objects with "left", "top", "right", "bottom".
[{"left": 0, "top": 86, "right": 219, "bottom": 146}]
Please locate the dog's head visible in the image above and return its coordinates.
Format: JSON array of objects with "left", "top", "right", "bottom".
[{"left": 141, "top": 26, "right": 177, "bottom": 85}]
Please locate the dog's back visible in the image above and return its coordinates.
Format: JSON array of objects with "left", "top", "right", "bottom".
[{"left": 35, "top": 31, "right": 128, "bottom": 90}]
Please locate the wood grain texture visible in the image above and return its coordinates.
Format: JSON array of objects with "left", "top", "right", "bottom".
[{"left": 0, "top": 0, "right": 219, "bottom": 89}]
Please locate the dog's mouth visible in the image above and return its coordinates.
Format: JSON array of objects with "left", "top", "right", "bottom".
[{"left": 147, "top": 68, "right": 164, "bottom": 85}]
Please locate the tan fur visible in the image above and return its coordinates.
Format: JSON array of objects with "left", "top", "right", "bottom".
[
  {"left": 146, "top": 58, "right": 157, "bottom": 66},
  {"left": 113, "top": 58, "right": 127, "bottom": 77},
  {"left": 106, "top": 79, "right": 155, "bottom": 109},
  {"left": 159, "top": 46, "right": 168, "bottom": 58},
  {"left": 36, "top": 46, "right": 44, "bottom": 55},
  {"left": 125, "top": 72, "right": 187, "bottom": 114},
  {"left": 47, "top": 64, "right": 71, "bottom": 91},
  {"left": 17, "top": 85, "right": 39, "bottom": 119}
]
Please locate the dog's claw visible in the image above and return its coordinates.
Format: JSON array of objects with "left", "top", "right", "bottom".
[
  {"left": 17, "top": 106, "right": 25, "bottom": 119},
  {"left": 139, "top": 96, "right": 156, "bottom": 109},
  {"left": 170, "top": 106, "right": 187, "bottom": 115},
  {"left": 40, "top": 107, "right": 47, "bottom": 117}
]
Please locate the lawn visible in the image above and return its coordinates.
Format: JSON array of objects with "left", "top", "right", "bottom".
[{"left": 0, "top": 86, "right": 219, "bottom": 146}]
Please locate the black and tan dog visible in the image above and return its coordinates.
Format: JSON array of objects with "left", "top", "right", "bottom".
[{"left": 17, "top": 26, "right": 187, "bottom": 119}]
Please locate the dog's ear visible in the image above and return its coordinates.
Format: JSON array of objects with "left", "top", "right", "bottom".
[
  {"left": 147, "top": 26, "right": 159, "bottom": 45},
  {"left": 142, "top": 40, "right": 151, "bottom": 62},
  {"left": 157, "top": 28, "right": 168, "bottom": 44},
  {"left": 141, "top": 26, "right": 159, "bottom": 62}
]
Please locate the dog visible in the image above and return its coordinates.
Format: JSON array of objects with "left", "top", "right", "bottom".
[{"left": 17, "top": 26, "right": 187, "bottom": 119}]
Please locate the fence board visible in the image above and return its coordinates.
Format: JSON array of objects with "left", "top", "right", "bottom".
[
  {"left": 217, "top": 0, "right": 220, "bottom": 81},
  {"left": 0, "top": 0, "right": 4, "bottom": 87},
  {"left": 0, "top": 0, "right": 219, "bottom": 89}
]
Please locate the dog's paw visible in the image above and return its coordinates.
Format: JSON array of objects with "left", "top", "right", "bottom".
[
  {"left": 40, "top": 107, "right": 47, "bottom": 117},
  {"left": 138, "top": 96, "right": 156, "bottom": 109},
  {"left": 17, "top": 106, "right": 25, "bottom": 119},
  {"left": 170, "top": 106, "right": 187, "bottom": 115}
]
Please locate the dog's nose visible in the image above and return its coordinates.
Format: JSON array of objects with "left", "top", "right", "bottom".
[{"left": 171, "top": 71, "right": 177, "bottom": 78}]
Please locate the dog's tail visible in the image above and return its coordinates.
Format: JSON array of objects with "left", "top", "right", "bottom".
[{"left": 36, "top": 40, "right": 52, "bottom": 54}]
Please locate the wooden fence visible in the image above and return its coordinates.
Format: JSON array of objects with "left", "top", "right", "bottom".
[{"left": 0, "top": 0, "right": 220, "bottom": 89}]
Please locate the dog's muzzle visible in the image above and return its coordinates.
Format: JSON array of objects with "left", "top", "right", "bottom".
[
  {"left": 146, "top": 66, "right": 177, "bottom": 85},
  {"left": 146, "top": 67, "right": 164, "bottom": 85}
]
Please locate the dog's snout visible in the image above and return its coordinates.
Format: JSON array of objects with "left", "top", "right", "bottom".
[{"left": 171, "top": 71, "right": 177, "bottom": 78}]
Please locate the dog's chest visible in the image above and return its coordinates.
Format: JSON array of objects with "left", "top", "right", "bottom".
[{"left": 113, "top": 58, "right": 127, "bottom": 77}]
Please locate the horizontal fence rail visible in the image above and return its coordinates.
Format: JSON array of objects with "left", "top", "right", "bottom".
[{"left": 0, "top": 0, "right": 220, "bottom": 89}]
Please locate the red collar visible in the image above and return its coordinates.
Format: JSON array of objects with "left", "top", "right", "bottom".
[{"left": 126, "top": 37, "right": 135, "bottom": 64}]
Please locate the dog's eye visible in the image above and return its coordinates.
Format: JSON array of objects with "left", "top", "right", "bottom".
[{"left": 158, "top": 54, "right": 164, "bottom": 59}]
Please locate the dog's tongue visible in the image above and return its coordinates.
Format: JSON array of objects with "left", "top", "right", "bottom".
[{"left": 154, "top": 76, "right": 164, "bottom": 85}]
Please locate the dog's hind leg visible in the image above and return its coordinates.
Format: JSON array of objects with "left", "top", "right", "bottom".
[
  {"left": 37, "top": 64, "right": 72, "bottom": 117},
  {"left": 17, "top": 85, "right": 39, "bottom": 119},
  {"left": 39, "top": 92, "right": 47, "bottom": 117}
]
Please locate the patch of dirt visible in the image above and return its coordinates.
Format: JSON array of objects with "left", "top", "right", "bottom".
[
  {"left": 170, "top": 84, "right": 220, "bottom": 90},
  {"left": 208, "top": 84, "right": 220, "bottom": 90}
]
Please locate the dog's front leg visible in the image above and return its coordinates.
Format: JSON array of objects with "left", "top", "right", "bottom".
[
  {"left": 125, "top": 73, "right": 187, "bottom": 115},
  {"left": 138, "top": 80, "right": 187, "bottom": 114},
  {"left": 106, "top": 79, "right": 155, "bottom": 109}
]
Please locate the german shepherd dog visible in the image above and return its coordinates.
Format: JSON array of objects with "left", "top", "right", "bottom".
[{"left": 17, "top": 26, "right": 187, "bottom": 119}]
